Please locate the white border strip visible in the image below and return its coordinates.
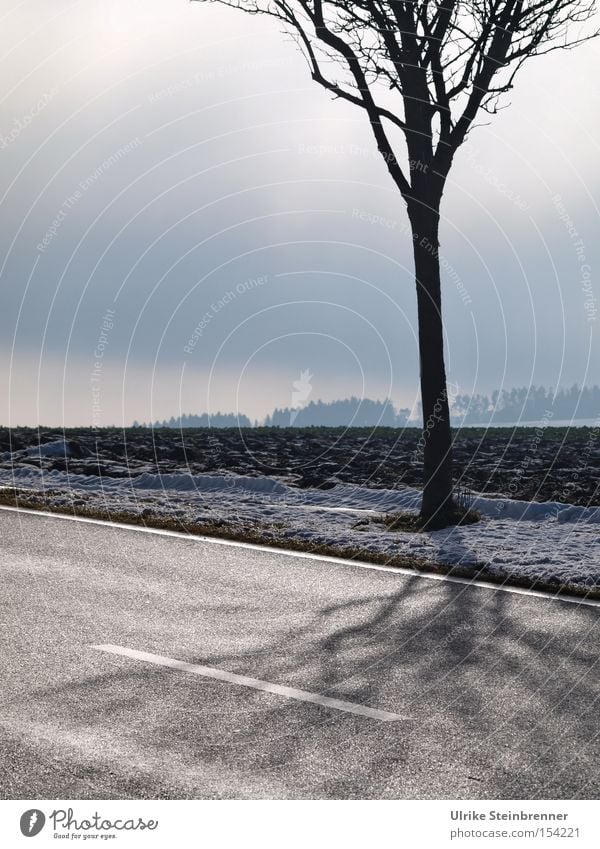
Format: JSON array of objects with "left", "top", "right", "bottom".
[
  {"left": 2, "top": 503, "right": 600, "bottom": 609},
  {"left": 92, "top": 644, "right": 406, "bottom": 722}
]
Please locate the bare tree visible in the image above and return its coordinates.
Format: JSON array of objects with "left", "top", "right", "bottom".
[{"left": 193, "top": 0, "right": 597, "bottom": 526}]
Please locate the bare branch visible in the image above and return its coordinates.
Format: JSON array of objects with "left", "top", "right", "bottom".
[{"left": 194, "top": 0, "right": 598, "bottom": 198}]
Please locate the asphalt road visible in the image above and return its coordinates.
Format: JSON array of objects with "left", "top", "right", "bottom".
[{"left": 1, "top": 507, "right": 599, "bottom": 800}]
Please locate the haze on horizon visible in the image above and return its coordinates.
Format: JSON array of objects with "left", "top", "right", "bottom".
[{"left": 1, "top": 0, "right": 598, "bottom": 427}]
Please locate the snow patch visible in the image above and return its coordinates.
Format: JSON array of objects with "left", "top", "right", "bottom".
[
  {"left": 1, "top": 466, "right": 598, "bottom": 589},
  {"left": 4, "top": 439, "right": 73, "bottom": 459}
]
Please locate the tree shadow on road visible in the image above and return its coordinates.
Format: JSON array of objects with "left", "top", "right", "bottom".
[{"left": 17, "top": 573, "right": 600, "bottom": 799}]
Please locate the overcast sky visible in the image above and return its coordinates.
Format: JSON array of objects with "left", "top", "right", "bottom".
[{"left": 1, "top": 0, "right": 599, "bottom": 426}]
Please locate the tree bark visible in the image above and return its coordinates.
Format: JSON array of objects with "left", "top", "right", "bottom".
[{"left": 408, "top": 201, "right": 454, "bottom": 522}]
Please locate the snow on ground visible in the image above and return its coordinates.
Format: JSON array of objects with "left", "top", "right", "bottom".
[
  {"left": 1, "top": 439, "right": 72, "bottom": 459},
  {"left": 1, "top": 464, "right": 599, "bottom": 590}
]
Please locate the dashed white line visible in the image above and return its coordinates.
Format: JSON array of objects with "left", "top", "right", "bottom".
[{"left": 91, "top": 644, "right": 407, "bottom": 722}]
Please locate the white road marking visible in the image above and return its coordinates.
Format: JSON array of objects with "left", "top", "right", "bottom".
[
  {"left": 1, "top": 503, "right": 599, "bottom": 609},
  {"left": 91, "top": 644, "right": 406, "bottom": 722}
]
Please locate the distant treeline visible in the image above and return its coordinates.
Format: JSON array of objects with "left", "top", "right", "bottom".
[
  {"left": 135, "top": 412, "right": 253, "bottom": 429},
  {"left": 452, "top": 385, "right": 600, "bottom": 424},
  {"left": 264, "top": 397, "right": 411, "bottom": 427},
  {"left": 135, "top": 386, "right": 600, "bottom": 429},
  {"left": 136, "top": 398, "right": 410, "bottom": 429}
]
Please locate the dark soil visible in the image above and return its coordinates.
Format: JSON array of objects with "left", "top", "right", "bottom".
[{"left": 1, "top": 425, "right": 598, "bottom": 506}]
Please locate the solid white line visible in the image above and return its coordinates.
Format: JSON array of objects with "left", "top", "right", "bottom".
[
  {"left": 2, "top": 503, "right": 599, "bottom": 609},
  {"left": 91, "top": 644, "right": 406, "bottom": 722}
]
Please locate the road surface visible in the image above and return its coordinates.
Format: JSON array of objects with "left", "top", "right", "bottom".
[{"left": 1, "top": 507, "right": 598, "bottom": 799}]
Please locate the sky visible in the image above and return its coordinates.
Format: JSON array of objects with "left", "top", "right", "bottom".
[{"left": 0, "top": 0, "right": 599, "bottom": 426}]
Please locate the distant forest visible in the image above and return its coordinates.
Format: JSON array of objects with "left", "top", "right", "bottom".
[
  {"left": 452, "top": 385, "right": 600, "bottom": 424},
  {"left": 264, "top": 397, "right": 411, "bottom": 427},
  {"left": 137, "top": 398, "right": 409, "bottom": 429},
  {"left": 136, "top": 385, "right": 600, "bottom": 429},
  {"left": 136, "top": 412, "right": 254, "bottom": 429}
]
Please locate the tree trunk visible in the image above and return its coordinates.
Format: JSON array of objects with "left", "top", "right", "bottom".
[{"left": 408, "top": 201, "right": 454, "bottom": 523}]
